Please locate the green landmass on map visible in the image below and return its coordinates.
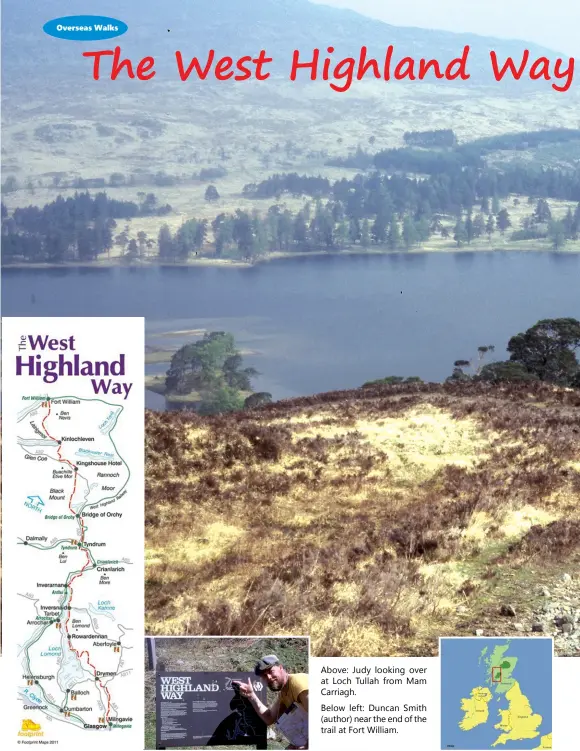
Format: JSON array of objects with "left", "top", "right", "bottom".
[{"left": 485, "top": 643, "right": 518, "bottom": 694}]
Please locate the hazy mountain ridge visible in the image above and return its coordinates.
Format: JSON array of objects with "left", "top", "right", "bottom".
[
  {"left": 3, "top": 0, "right": 577, "bottom": 254},
  {"left": 2, "top": 0, "right": 560, "bottom": 92}
]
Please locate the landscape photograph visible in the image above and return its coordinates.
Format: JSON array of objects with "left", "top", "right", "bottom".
[{"left": 2, "top": 0, "right": 579, "bottom": 657}]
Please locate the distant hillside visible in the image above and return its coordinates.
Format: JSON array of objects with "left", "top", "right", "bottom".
[
  {"left": 146, "top": 381, "right": 580, "bottom": 657},
  {"left": 2, "top": 0, "right": 559, "bottom": 92}
]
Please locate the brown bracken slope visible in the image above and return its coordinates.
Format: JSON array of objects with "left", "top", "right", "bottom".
[{"left": 145, "top": 382, "right": 580, "bottom": 656}]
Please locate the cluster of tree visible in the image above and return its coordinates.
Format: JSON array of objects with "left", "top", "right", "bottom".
[
  {"left": 322, "top": 128, "right": 580, "bottom": 193},
  {"left": 165, "top": 332, "right": 264, "bottom": 414},
  {"left": 110, "top": 169, "right": 228, "bottom": 190},
  {"left": 1, "top": 176, "right": 20, "bottom": 193},
  {"left": 504, "top": 198, "right": 580, "bottom": 249},
  {"left": 160, "top": 192, "right": 580, "bottom": 261},
  {"left": 403, "top": 129, "right": 457, "bottom": 148},
  {"left": 325, "top": 146, "right": 374, "bottom": 169},
  {"left": 150, "top": 171, "right": 180, "bottom": 187},
  {"left": 113, "top": 227, "right": 156, "bottom": 259},
  {"left": 108, "top": 169, "right": 228, "bottom": 189},
  {"left": 450, "top": 203, "right": 512, "bottom": 247},
  {"left": 179, "top": 201, "right": 437, "bottom": 259},
  {"left": 194, "top": 166, "right": 228, "bottom": 181},
  {"left": 459, "top": 128, "right": 580, "bottom": 154},
  {"left": 514, "top": 198, "right": 580, "bottom": 249},
  {"left": 2, "top": 218, "right": 116, "bottom": 262},
  {"left": 70, "top": 177, "right": 107, "bottom": 189},
  {"left": 108, "top": 173, "right": 132, "bottom": 187},
  {"left": 242, "top": 173, "right": 331, "bottom": 200},
  {"left": 362, "top": 375, "right": 424, "bottom": 387},
  {"left": 2, "top": 191, "right": 171, "bottom": 263},
  {"left": 45, "top": 171, "right": 225, "bottom": 191},
  {"left": 157, "top": 218, "right": 208, "bottom": 260},
  {"left": 330, "top": 170, "right": 580, "bottom": 245},
  {"left": 7, "top": 125, "right": 580, "bottom": 264},
  {"left": 248, "top": 164, "right": 580, "bottom": 219},
  {"left": 373, "top": 147, "right": 483, "bottom": 174},
  {"left": 376, "top": 130, "right": 580, "bottom": 172},
  {"left": 449, "top": 318, "right": 580, "bottom": 388}
]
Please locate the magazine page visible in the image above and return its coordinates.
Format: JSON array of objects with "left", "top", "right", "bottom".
[
  {"left": 276, "top": 702, "right": 309, "bottom": 747},
  {"left": 1, "top": 1, "right": 579, "bottom": 749}
]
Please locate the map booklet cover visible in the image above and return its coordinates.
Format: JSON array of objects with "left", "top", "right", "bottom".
[{"left": 1, "top": 318, "right": 145, "bottom": 747}]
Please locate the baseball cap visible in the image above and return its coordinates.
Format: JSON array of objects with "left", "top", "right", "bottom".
[{"left": 254, "top": 654, "right": 280, "bottom": 675}]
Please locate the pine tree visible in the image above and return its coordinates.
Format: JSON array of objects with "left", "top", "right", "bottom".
[
  {"left": 472, "top": 214, "right": 485, "bottom": 239},
  {"left": 387, "top": 220, "right": 401, "bottom": 249},
  {"left": 204, "top": 185, "right": 220, "bottom": 202},
  {"left": 360, "top": 218, "right": 371, "bottom": 247},
  {"left": 496, "top": 209, "right": 512, "bottom": 233},
  {"left": 126, "top": 238, "right": 139, "bottom": 260},
  {"left": 454, "top": 219, "right": 467, "bottom": 247},
  {"left": 403, "top": 215, "right": 418, "bottom": 250},
  {"left": 158, "top": 224, "right": 174, "bottom": 260},
  {"left": 548, "top": 220, "right": 566, "bottom": 249},
  {"left": 572, "top": 203, "right": 580, "bottom": 239},
  {"left": 533, "top": 198, "right": 552, "bottom": 224},
  {"left": 465, "top": 212, "right": 474, "bottom": 244},
  {"left": 563, "top": 208, "right": 574, "bottom": 238},
  {"left": 348, "top": 218, "right": 361, "bottom": 244},
  {"left": 416, "top": 217, "right": 431, "bottom": 243},
  {"left": 293, "top": 211, "right": 308, "bottom": 248},
  {"left": 486, "top": 214, "right": 495, "bottom": 237},
  {"left": 371, "top": 212, "right": 389, "bottom": 244}
]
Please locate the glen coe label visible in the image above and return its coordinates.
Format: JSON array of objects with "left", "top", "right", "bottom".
[{"left": 43, "top": 15, "right": 128, "bottom": 41}]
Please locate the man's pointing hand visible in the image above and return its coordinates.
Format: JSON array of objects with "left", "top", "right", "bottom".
[{"left": 232, "top": 676, "right": 255, "bottom": 699}]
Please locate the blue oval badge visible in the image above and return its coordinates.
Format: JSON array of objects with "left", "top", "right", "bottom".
[{"left": 43, "top": 15, "right": 128, "bottom": 41}]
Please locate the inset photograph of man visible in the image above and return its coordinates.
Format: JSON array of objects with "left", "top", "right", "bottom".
[{"left": 145, "top": 637, "right": 309, "bottom": 750}]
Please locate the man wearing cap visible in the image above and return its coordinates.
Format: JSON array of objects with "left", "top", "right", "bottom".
[{"left": 233, "top": 654, "right": 308, "bottom": 749}]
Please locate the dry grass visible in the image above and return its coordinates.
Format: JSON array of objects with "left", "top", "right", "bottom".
[{"left": 145, "top": 381, "right": 580, "bottom": 656}]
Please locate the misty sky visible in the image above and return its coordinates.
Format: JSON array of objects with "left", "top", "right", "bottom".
[{"left": 316, "top": 0, "right": 579, "bottom": 56}]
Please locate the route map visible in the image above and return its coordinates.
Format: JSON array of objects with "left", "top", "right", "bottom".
[{"left": 2, "top": 318, "right": 144, "bottom": 749}]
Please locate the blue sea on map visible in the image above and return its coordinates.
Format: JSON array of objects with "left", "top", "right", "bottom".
[{"left": 440, "top": 638, "right": 552, "bottom": 750}]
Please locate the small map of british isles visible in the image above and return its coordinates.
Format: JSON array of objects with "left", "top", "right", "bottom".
[{"left": 440, "top": 637, "right": 552, "bottom": 750}]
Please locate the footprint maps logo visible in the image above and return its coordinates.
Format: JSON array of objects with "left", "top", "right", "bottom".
[{"left": 19, "top": 719, "right": 43, "bottom": 737}]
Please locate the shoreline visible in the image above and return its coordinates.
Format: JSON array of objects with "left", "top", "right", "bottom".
[{"left": 4, "top": 245, "right": 580, "bottom": 270}]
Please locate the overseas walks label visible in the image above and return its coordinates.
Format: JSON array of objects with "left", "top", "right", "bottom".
[{"left": 1, "top": 318, "right": 145, "bottom": 749}]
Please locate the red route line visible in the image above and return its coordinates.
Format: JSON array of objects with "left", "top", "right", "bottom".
[{"left": 41, "top": 401, "right": 113, "bottom": 723}]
